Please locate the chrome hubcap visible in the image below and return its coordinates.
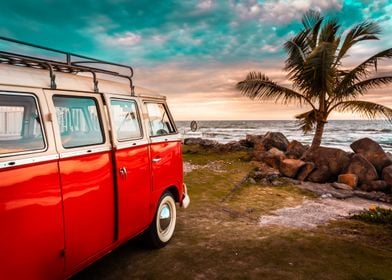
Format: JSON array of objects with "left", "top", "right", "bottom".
[{"left": 159, "top": 204, "right": 171, "bottom": 232}]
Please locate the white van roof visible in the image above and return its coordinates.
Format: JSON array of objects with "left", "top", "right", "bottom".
[
  {"left": 0, "top": 36, "right": 164, "bottom": 100},
  {"left": 0, "top": 64, "right": 163, "bottom": 99}
]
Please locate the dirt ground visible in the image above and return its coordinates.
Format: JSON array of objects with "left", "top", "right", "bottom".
[{"left": 74, "top": 147, "right": 392, "bottom": 280}]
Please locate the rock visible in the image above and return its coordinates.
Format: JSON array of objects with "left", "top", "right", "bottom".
[
  {"left": 285, "top": 140, "right": 307, "bottom": 159},
  {"left": 346, "top": 154, "right": 378, "bottom": 184},
  {"left": 297, "top": 181, "right": 354, "bottom": 199},
  {"left": 271, "top": 179, "right": 285, "bottom": 186},
  {"left": 332, "top": 182, "right": 353, "bottom": 191},
  {"left": 296, "top": 162, "right": 316, "bottom": 181},
  {"left": 279, "top": 159, "right": 306, "bottom": 178},
  {"left": 254, "top": 148, "right": 286, "bottom": 170},
  {"left": 261, "top": 132, "right": 289, "bottom": 151},
  {"left": 353, "top": 190, "right": 389, "bottom": 202},
  {"left": 248, "top": 177, "right": 257, "bottom": 184},
  {"left": 184, "top": 138, "right": 217, "bottom": 146},
  {"left": 359, "top": 180, "right": 389, "bottom": 192},
  {"left": 304, "top": 147, "right": 351, "bottom": 182},
  {"left": 350, "top": 138, "right": 392, "bottom": 173},
  {"left": 338, "top": 174, "right": 358, "bottom": 188},
  {"left": 245, "top": 134, "right": 264, "bottom": 147},
  {"left": 307, "top": 165, "right": 333, "bottom": 183},
  {"left": 382, "top": 165, "right": 392, "bottom": 186},
  {"left": 268, "top": 147, "right": 285, "bottom": 158}
]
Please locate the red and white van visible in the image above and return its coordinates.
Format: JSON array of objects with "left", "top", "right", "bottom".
[{"left": 0, "top": 37, "right": 189, "bottom": 279}]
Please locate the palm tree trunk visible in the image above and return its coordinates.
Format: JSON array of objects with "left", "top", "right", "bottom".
[{"left": 310, "top": 120, "right": 325, "bottom": 149}]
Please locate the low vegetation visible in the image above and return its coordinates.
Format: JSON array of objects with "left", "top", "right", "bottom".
[
  {"left": 352, "top": 207, "right": 392, "bottom": 226},
  {"left": 75, "top": 146, "right": 392, "bottom": 280}
]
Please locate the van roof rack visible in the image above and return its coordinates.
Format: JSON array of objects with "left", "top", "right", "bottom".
[{"left": 0, "top": 36, "right": 135, "bottom": 95}]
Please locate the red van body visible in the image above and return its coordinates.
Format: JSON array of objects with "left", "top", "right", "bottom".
[{"left": 0, "top": 41, "right": 189, "bottom": 279}]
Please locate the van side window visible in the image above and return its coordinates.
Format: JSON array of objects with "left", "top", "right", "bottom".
[
  {"left": 0, "top": 93, "right": 46, "bottom": 156},
  {"left": 145, "top": 103, "right": 175, "bottom": 136},
  {"left": 53, "top": 96, "right": 104, "bottom": 148},
  {"left": 110, "top": 99, "right": 142, "bottom": 141}
]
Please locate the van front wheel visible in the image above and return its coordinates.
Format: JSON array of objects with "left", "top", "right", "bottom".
[{"left": 146, "top": 191, "right": 177, "bottom": 248}]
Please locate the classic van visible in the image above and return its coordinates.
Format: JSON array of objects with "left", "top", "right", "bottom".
[{"left": 0, "top": 37, "right": 189, "bottom": 279}]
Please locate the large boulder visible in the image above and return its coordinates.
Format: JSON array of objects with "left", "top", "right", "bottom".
[
  {"left": 338, "top": 174, "right": 358, "bottom": 188},
  {"left": 260, "top": 132, "right": 289, "bottom": 151},
  {"left": 279, "top": 159, "right": 306, "bottom": 178},
  {"left": 255, "top": 148, "right": 285, "bottom": 169},
  {"left": 296, "top": 162, "right": 316, "bottom": 181},
  {"left": 184, "top": 138, "right": 217, "bottom": 146},
  {"left": 304, "top": 147, "right": 351, "bottom": 182},
  {"left": 350, "top": 138, "right": 392, "bottom": 173},
  {"left": 285, "top": 140, "right": 307, "bottom": 159},
  {"left": 359, "top": 180, "right": 389, "bottom": 192},
  {"left": 346, "top": 154, "right": 378, "bottom": 184},
  {"left": 382, "top": 165, "right": 392, "bottom": 186},
  {"left": 245, "top": 134, "right": 264, "bottom": 148}
]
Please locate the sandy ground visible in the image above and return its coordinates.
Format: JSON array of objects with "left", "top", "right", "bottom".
[{"left": 259, "top": 197, "right": 392, "bottom": 229}]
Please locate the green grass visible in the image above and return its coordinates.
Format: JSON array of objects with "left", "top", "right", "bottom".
[{"left": 352, "top": 207, "right": 392, "bottom": 226}]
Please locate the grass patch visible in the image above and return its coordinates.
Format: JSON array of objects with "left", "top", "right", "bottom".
[{"left": 352, "top": 207, "right": 392, "bottom": 226}]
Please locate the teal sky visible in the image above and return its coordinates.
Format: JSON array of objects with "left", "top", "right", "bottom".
[{"left": 0, "top": 0, "right": 391, "bottom": 120}]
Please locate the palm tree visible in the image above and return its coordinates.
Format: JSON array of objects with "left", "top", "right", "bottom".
[{"left": 237, "top": 10, "right": 392, "bottom": 149}]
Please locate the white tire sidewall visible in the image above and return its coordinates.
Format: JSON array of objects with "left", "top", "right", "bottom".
[{"left": 156, "top": 194, "right": 176, "bottom": 243}]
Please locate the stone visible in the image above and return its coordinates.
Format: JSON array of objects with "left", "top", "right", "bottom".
[
  {"left": 307, "top": 165, "right": 333, "bottom": 183},
  {"left": 297, "top": 181, "right": 354, "bottom": 199},
  {"left": 353, "top": 190, "right": 388, "bottom": 202},
  {"left": 279, "top": 159, "right": 306, "bottom": 178},
  {"left": 338, "top": 174, "right": 358, "bottom": 188},
  {"left": 285, "top": 140, "right": 307, "bottom": 159},
  {"left": 254, "top": 151, "right": 281, "bottom": 169},
  {"left": 350, "top": 138, "right": 392, "bottom": 173},
  {"left": 359, "top": 180, "right": 389, "bottom": 192},
  {"left": 304, "top": 147, "right": 351, "bottom": 182},
  {"left": 382, "top": 165, "right": 392, "bottom": 186},
  {"left": 261, "top": 132, "right": 289, "bottom": 151},
  {"left": 268, "top": 147, "right": 286, "bottom": 158},
  {"left": 183, "top": 138, "right": 217, "bottom": 146},
  {"left": 296, "top": 162, "right": 316, "bottom": 181},
  {"left": 332, "top": 182, "right": 353, "bottom": 191},
  {"left": 245, "top": 134, "right": 264, "bottom": 147},
  {"left": 346, "top": 154, "right": 378, "bottom": 183}
]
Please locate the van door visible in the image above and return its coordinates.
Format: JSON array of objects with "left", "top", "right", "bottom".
[
  {"left": 45, "top": 90, "right": 115, "bottom": 274},
  {"left": 0, "top": 90, "right": 64, "bottom": 280},
  {"left": 106, "top": 96, "right": 151, "bottom": 240},
  {"left": 144, "top": 102, "right": 183, "bottom": 198}
]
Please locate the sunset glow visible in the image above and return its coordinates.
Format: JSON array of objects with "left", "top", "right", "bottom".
[{"left": 0, "top": 0, "right": 391, "bottom": 120}]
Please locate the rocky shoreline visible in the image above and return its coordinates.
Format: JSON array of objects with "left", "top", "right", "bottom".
[{"left": 184, "top": 133, "right": 392, "bottom": 203}]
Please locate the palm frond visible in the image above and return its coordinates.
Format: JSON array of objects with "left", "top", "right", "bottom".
[
  {"left": 295, "top": 110, "right": 317, "bottom": 134},
  {"left": 299, "top": 42, "right": 337, "bottom": 95},
  {"left": 335, "top": 48, "right": 392, "bottom": 93},
  {"left": 301, "top": 9, "right": 322, "bottom": 30},
  {"left": 318, "top": 18, "right": 340, "bottom": 43},
  {"left": 341, "top": 76, "right": 392, "bottom": 99},
  {"left": 236, "top": 72, "right": 315, "bottom": 108},
  {"left": 332, "top": 100, "right": 392, "bottom": 121},
  {"left": 301, "top": 9, "right": 324, "bottom": 49},
  {"left": 336, "top": 21, "right": 380, "bottom": 64}
]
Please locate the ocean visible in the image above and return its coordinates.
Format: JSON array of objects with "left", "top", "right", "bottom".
[{"left": 176, "top": 120, "right": 392, "bottom": 153}]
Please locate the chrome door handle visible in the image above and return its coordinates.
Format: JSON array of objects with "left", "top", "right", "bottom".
[
  {"left": 152, "top": 157, "right": 161, "bottom": 163},
  {"left": 119, "top": 167, "right": 127, "bottom": 178}
]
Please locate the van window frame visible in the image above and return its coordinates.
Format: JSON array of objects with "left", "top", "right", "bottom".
[
  {"left": 0, "top": 91, "right": 48, "bottom": 158},
  {"left": 144, "top": 102, "right": 178, "bottom": 138},
  {"left": 52, "top": 94, "right": 106, "bottom": 149},
  {"left": 110, "top": 97, "right": 144, "bottom": 142}
]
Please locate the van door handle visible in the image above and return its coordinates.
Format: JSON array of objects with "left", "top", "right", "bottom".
[
  {"left": 152, "top": 157, "right": 161, "bottom": 163},
  {"left": 119, "top": 167, "right": 127, "bottom": 178}
]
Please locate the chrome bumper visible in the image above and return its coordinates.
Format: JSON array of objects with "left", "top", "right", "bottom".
[{"left": 181, "top": 183, "right": 190, "bottom": 209}]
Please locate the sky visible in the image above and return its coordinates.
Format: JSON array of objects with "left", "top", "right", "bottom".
[{"left": 0, "top": 0, "right": 391, "bottom": 120}]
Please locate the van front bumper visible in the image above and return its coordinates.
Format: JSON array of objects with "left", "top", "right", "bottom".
[{"left": 181, "top": 183, "right": 190, "bottom": 209}]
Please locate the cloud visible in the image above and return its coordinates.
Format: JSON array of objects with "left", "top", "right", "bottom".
[{"left": 102, "top": 32, "right": 142, "bottom": 47}]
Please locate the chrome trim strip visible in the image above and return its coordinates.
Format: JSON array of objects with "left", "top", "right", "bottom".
[
  {"left": 0, "top": 154, "right": 59, "bottom": 169},
  {"left": 150, "top": 134, "right": 182, "bottom": 144},
  {"left": 116, "top": 139, "right": 149, "bottom": 150},
  {"left": 59, "top": 146, "right": 111, "bottom": 159}
]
